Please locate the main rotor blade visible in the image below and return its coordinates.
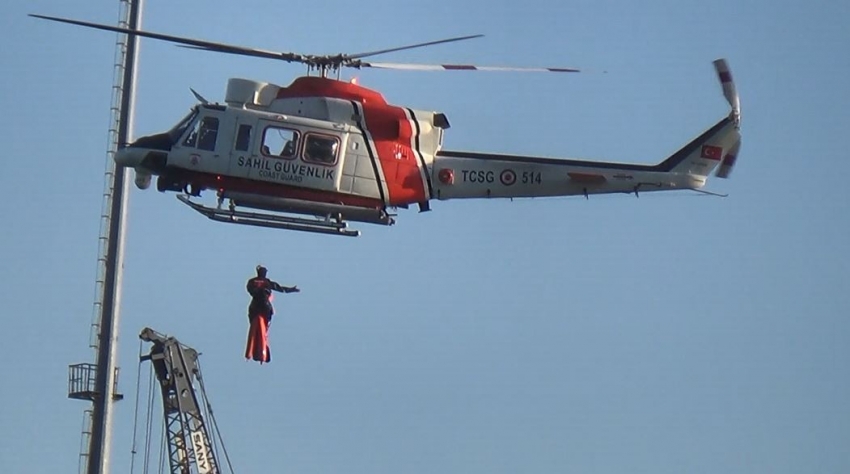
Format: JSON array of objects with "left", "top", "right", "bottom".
[
  {"left": 29, "top": 14, "right": 305, "bottom": 63},
  {"left": 345, "top": 34, "right": 484, "bottom": 60},
  {"left": 173, "top": 44, "right": 306, "bottom": 63},
  {"left": 31, "top": 14, "right": 583, "bottom": 74},
  {"left": 355, "top": 61, "right": 581, "bottom": 73}
]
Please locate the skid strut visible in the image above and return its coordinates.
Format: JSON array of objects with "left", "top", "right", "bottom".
[{"left": 177, "top": 194, "right": 362, "bottom": 237}]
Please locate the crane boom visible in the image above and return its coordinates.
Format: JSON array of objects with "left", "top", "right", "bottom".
[{"left": 140, "top": 328, "right": 219, "bottom": 474}]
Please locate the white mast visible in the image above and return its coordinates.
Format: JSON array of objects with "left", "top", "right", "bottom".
[{"left": 68, "top": 1, "right": 143, "bottom": 473}]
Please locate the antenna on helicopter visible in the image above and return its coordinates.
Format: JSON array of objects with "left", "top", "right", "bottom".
[{"left": 190, "top": 88, "right": 209, "bottom": 104}]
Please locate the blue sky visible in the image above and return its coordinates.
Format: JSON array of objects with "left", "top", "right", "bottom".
[{"left": 2, "top": 0, "right": 849, "bottom": 472}]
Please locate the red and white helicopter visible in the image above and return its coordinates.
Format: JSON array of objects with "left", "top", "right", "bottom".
[{"left": 33, "top": 14, "right": 742, "bottom": 237}]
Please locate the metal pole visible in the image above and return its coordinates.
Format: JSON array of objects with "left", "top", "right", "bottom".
[{"left": 87, "top": 1, "right": 143, "bottom": 472}]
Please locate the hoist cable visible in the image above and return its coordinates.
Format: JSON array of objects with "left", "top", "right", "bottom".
[
  {"left": 198, "top": 385, "right": 220, "bottom": 464},
  {"left": 130, "top": 339, "right": 145, "bottom": 474},
  {"left": 143, "top": 362, "right": 156, "bottom": 474},
  {"left": 196, "top": 357, "right": 236, "bottom": 473},
  {"left": 158, "top": 422, "right": 167, "bottom": 474}
]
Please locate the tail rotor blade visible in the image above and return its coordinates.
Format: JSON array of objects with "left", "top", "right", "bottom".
[
  {"left": 713, "top": 58, "right": 741, "bottom": 125},
  {"left": 711, "top": 59, "right": 742, "bottom": 179},
  {"left": 715, "top": 137, "right": 740, "bottom": 179}
]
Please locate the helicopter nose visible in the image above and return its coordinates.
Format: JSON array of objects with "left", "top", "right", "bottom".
[{"left": 114, "top": 146, "right": 146, "bottom": 167}]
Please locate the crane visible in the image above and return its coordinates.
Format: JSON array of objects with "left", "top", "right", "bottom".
[{"left": 138, "top": 328, "right": 231, "bottom": 474}]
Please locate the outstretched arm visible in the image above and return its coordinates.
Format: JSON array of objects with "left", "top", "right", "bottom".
[{"left": 269, "top": 280, "right": 300, "bottom": 293}]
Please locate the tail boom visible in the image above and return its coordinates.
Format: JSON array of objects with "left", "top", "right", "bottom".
[
  {"left": 433, "top": 116, "right": 739, "bottom": 200},
  {"left": 432, "top": 58, "right": 742, "bottom": 201}
]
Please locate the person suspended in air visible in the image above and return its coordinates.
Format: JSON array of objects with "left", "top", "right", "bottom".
[{"left": 245, "top": 265, "right": 300, "bottom": 364}]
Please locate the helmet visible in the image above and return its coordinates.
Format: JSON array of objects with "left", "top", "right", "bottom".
[{"left": 256, "top": 265, "right": 268, "bottom": 277}]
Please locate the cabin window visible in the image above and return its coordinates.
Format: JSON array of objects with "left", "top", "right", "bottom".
[
  {"left": 235, "top": 124, "right": 252, "bottom": 152},
  {"left": 303, "top": 134, "right": 339, "bottom": 166},
  {"left": 183, "top": 116, "right": 220, "bottom": 151},
  {"left": 261, "top": 126, "right": 299, "bottom": 159}
]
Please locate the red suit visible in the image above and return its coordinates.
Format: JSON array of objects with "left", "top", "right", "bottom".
[{"left": 245, "top": 267, "right": 298, "bottom": 363}]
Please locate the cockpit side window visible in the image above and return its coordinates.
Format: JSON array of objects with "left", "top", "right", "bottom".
[
  {"left": 183, "top": 116, "right": 220, "bottom": 151},
  {"left": 197, "top": 117, "right": 219, "bottom": 151},
  {"left": 302, "top": 133, "right": 339, "bottom": 166},
  {"left": 262, "top": 126, "right": 299, "bottom": 159}
]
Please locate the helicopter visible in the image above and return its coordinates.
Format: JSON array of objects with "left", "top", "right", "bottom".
[{"left": 31, "top": 14, "right": 742, "bottom": 237}]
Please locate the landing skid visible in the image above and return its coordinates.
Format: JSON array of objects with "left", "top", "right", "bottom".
[{"left": 177, "top": 194, "right": 362, "bottom": 237}]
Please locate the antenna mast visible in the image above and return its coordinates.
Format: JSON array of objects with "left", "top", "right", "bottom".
[{"left": 67, "top": 0, "right": 143, "bottom": 473}]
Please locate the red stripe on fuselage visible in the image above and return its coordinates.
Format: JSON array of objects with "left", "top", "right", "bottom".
[
  {"left": 360, "top": 103, "right": 427, "bottom": 206},
  {"left": 276, "top": 76, "right": 428, "bottom": 206},
  {"left": 175, "top": 169, "right": 384, "bottom": 210}
]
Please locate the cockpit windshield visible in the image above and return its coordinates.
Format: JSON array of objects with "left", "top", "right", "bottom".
[{"left": 167, "top": 107, "right": 199, "bottom": 143}]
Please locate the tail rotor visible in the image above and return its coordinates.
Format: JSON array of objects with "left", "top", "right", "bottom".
[{"left": 713, "top": 59, "right": 742, "bottom": 178}]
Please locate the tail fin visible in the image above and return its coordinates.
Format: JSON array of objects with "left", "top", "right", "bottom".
[{"left": 658, "top": 59, "right": 742, "bottom": 182}]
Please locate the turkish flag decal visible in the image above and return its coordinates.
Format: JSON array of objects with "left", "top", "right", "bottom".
[{"left": 701, "top": 145, "right": 723, "bottom": 160}]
